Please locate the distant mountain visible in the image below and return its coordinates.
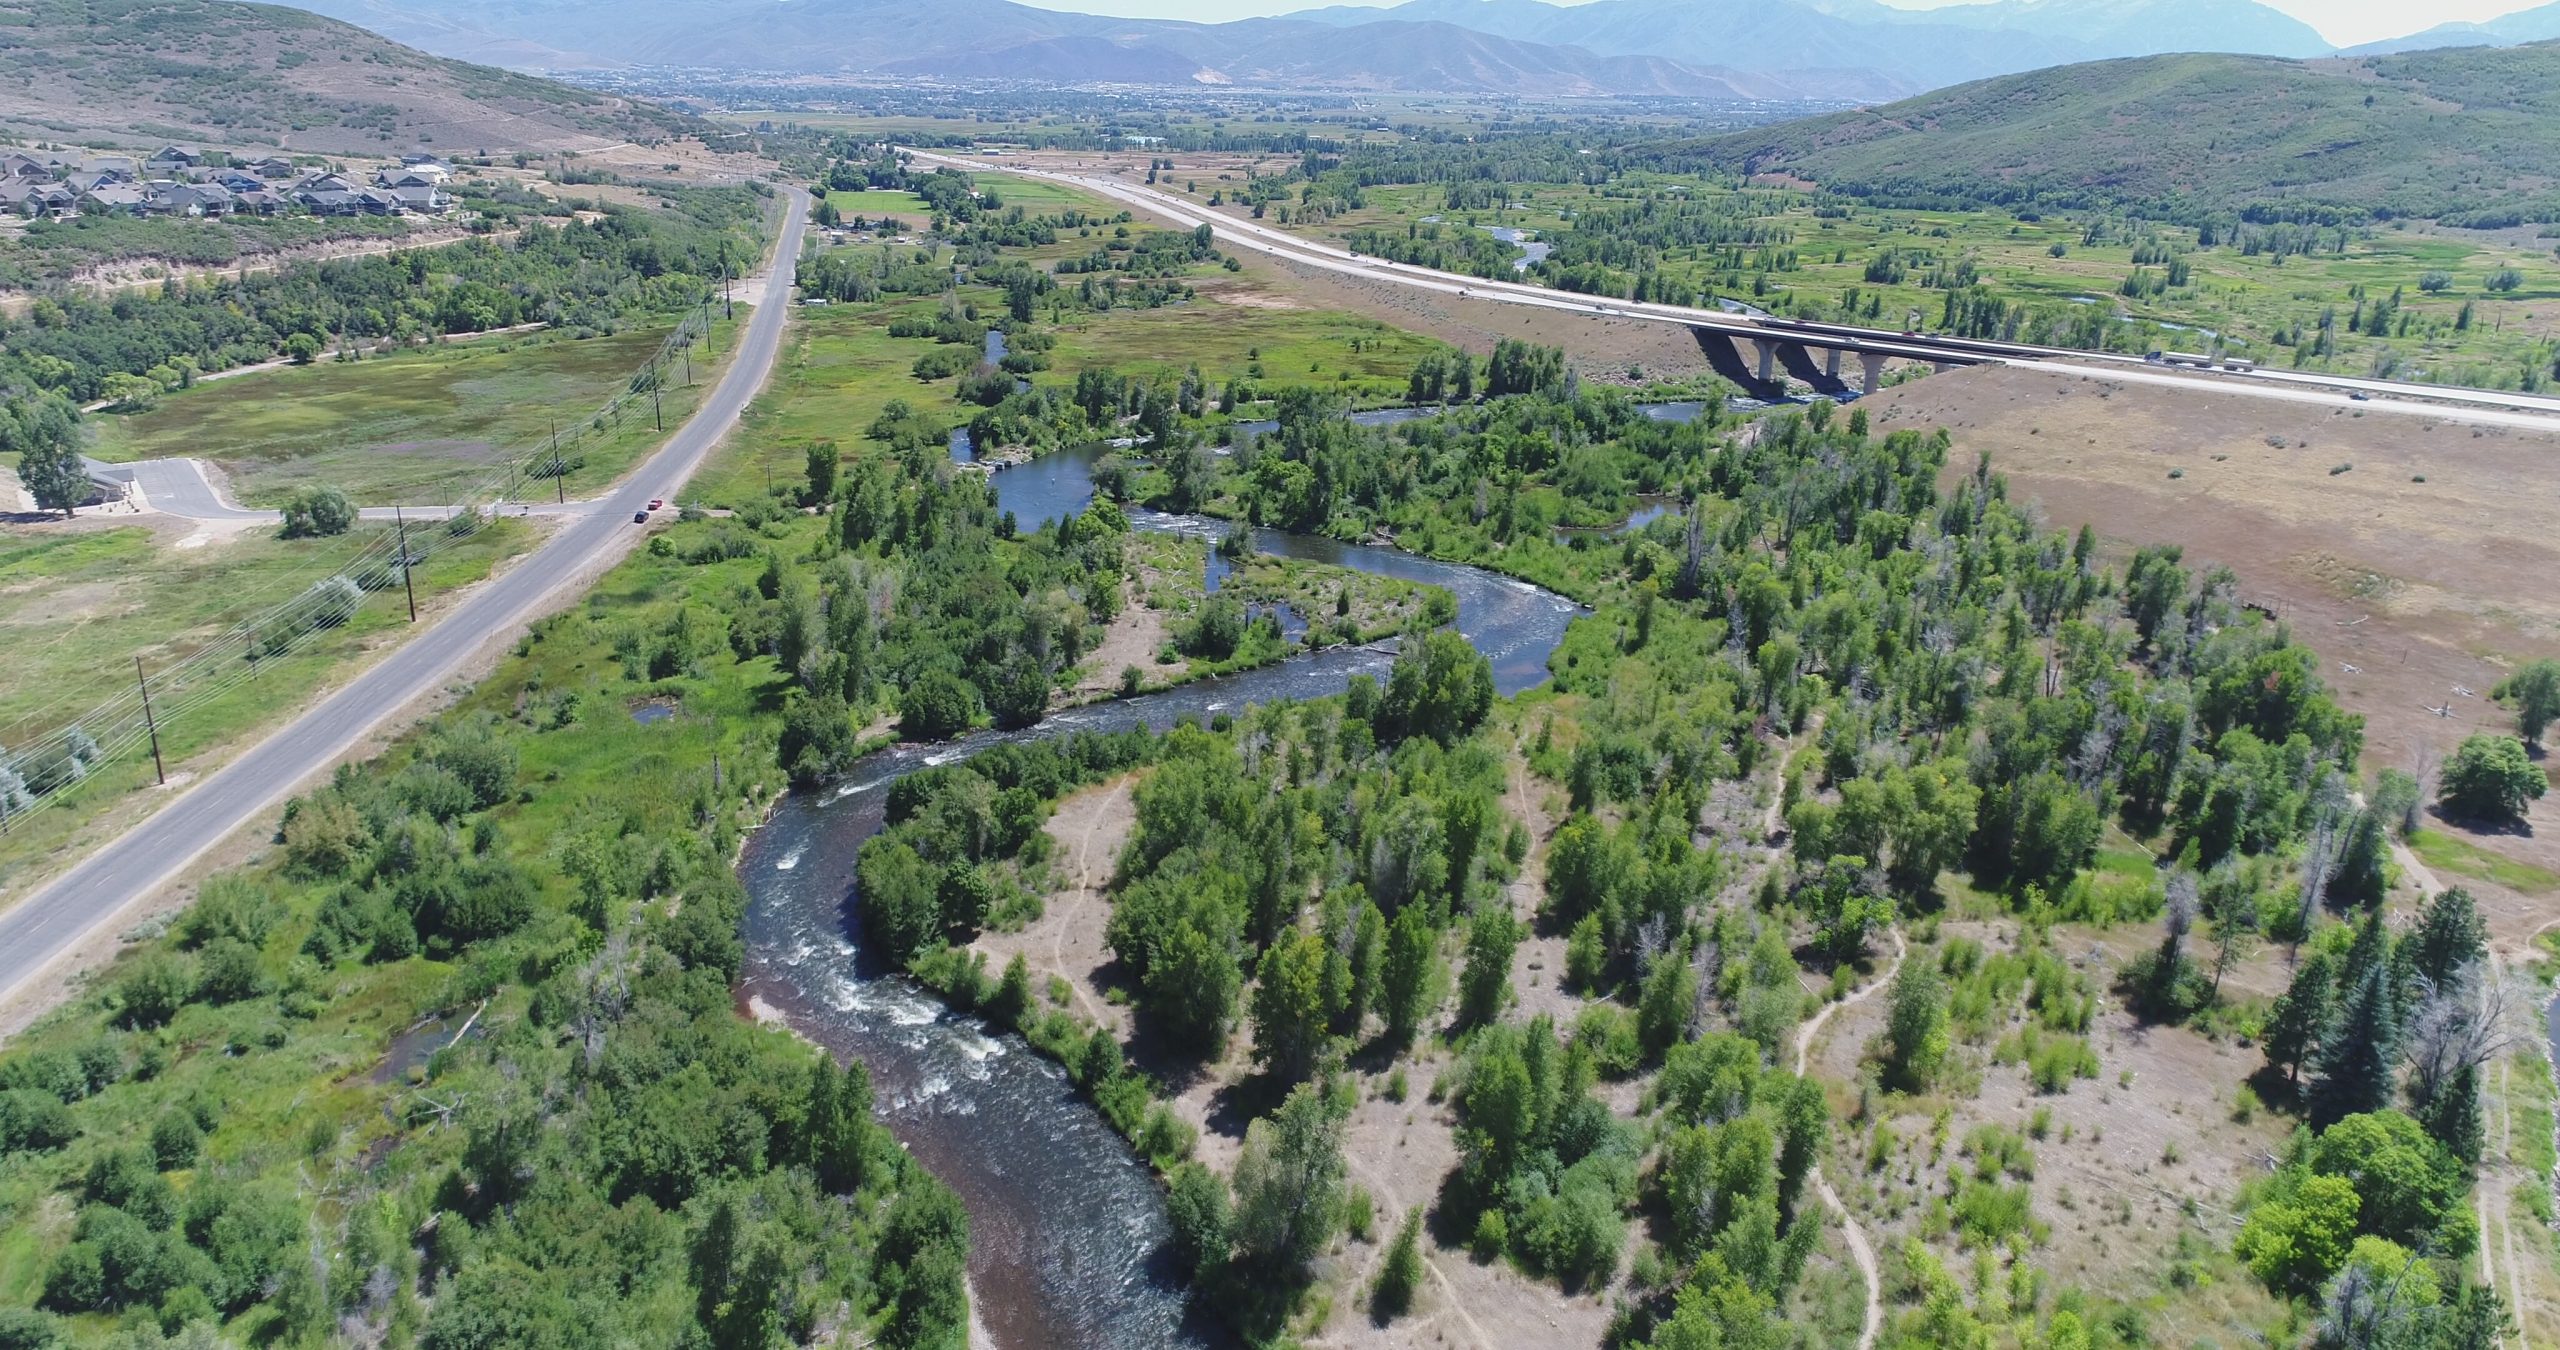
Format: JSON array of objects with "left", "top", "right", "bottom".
[
  {"left": 2345, "top": 1, "right": 2560, "bottom": 55},
  {"left": 0, "top": 0, "right": 701, "bottom": 153},
  {"left": 272, "top": 0, "right": 1858, "bottom": 98},
  {"left": 1638, "top": 41, "right": 2560, "bottom": 223},
  {"left": 1287, "top": 0, "right": 2333, "bottom": 91}
]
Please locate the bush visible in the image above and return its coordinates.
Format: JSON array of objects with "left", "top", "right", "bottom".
[
  {"left": 1370, "top": 1207, "right": 1423, "bottom": 1321},
  {"left": 0, "top": 1091, "right": 78, "bottom": 1155},
  {"left": 279, "top": 485, "right": 355, "bottom": 539},
  {"left": 117, "top": 954, "right": 196, "bottom": 1029},
  {"left": 1165, "top": 1161, "right": 1230, "bottom": 1283},
  {"left": 150, "top": 1112, "right": 203, "bottom": 1170}
]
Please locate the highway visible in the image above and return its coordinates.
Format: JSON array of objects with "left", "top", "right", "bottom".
[
  {"left": 909, "top": 150, "right": 2560, "bottom": 435},
  {"left": 0, "top": 187, "right": 809, "bottom": 1017}
]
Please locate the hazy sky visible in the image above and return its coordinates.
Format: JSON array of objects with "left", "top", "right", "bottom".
[{"left": 1012, "top": 0, "right": 2540, "bottom": 48}]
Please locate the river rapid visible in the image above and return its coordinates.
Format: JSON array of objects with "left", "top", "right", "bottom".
[{"left": 735, "top": 436, "right": 1587, "bottom": 1346}]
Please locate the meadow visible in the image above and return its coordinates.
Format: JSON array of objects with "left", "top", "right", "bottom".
[
  {"left": 0, "top": 516, "right": 530, "bottom": 897},
  {"left": 85, "top": 315, "right": 748, "bottom": 508}
]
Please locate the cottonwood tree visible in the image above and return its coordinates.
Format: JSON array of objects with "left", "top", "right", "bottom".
[
  {"left": 1229, "top": 1084, "right": 1347, "bottom": 1274},
  {"left": 2437, "top": 734, "right": 2544, "bottom": 824},
  {"left": 2493, "top": 659, "right": 2560, "bottom": 746}
]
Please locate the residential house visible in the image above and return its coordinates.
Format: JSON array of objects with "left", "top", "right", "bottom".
[
  {"left": 0, "top": 182, "right": 41, "bottom": 217},
  {"left": 213, "top": 170, "right": 269, "bottom": 193},
  {"left": 373, "top": 167, "right": 444, "bottom": 189},
  {"left": 293, "top": 187, "right": 361, "bottom": 216},
  {"left": 232, "top": 187, "right": 284, "bottom": 216},
  {"left": 294, "top": 171, "right": 357, "bottom": 195},
  {"left": 145, "top": 146, "right": 201, "bottom": 175},
  {"left": 388, "top": 183, "right": 448, "bottom": 215},
  {"left": 251, "top": 156, "right": 297, "bottom": 179},
  {"left": 77, "top": 183, "right": 149, "bottom": 216},
  {"left": 151, "top": 183, "right": 232, "bottom": 217},
  {"left": 399, "top": 153, "right": 451, "bottom": 176},
  {"left": 80, "top": 154, "right": 137, "bottom": 178},
  {"left": 1, "top": 152, "right": 56, "bottom": 181}
]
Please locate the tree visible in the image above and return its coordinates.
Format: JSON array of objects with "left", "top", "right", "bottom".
[
  {"left": 2408, "top": 888, "right": 2486, "bottom": 988},
  {"left": 279, "top": 485, "right": 355, "bottom": 539},
  {"left": 1230, "top": 1083, "right": 1347, "bottom": 1274},
  {"left": 1164, "top": 1162, "right": 1231, "bottom": 1283},
  {"left": 283, "top": 332, "right": 323, "bottom": 365},
  {"left": 5, "top": 392, "right": 87, "bottom": 519},
  {"left": 2265, "top": 948, "right": 2339, "bottom": 1087},
  {"left": 1151, "top": 920, "right": 1241, "bottom": 1056},
  {"left": 1370, "top": 1206, "right": 1423, "bottom": 1321},
  {"left": 2235, "top": 1173, "right": 2361, "bottom": 1294},
  {"left": 1456, "top": 907, "right": 1519, "bottom": 1028},
  {"left": 1251, "top": 929, "right": 1332, "bottom": 1082},
  {"left": 2308, "top": 964, "right": 2399, "bottom": 1128},
  {"left": 1380, "top": 905, "right": 1438, "bottom": 1048},
  {"left": 900, "top": 670, "right": 978, "bottom": 742},
  {"left": 802, "top": 441, "right": 839, "bottom": 506},
  {"left": 1882, "top": 961, "right": 1948, "bottom": 1091},
  {"left": 2493, "top": 659, "right": 2560, "bottom": 746},
  {"left": 2436, "top": 734, "right": 2544, "bottom": 823},
  {"left": 1376, "top": 629, "right": 1493, "bottom": 745}
]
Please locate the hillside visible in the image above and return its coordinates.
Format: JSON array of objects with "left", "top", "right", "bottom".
[
  {"left": 0, "top": 0, "right": 705, "bottom": 154},
  {"left": 1645, "top": 41, "right": 2560, "bottom": 222}
]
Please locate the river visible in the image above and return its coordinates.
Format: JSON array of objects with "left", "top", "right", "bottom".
[{"left": 735, "top": 433, "right": 1586, "bottom": 1346}]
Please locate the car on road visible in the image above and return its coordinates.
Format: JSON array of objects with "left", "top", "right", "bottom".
[
  {"left": 648, "top": 498, "right": 665, "bottom": 511},
  {"left": 633, "top": 510, "right": 650, "bottom": 524},
  {"left": 2349, "top": 391, "right": 2371, "bottom": 402}
]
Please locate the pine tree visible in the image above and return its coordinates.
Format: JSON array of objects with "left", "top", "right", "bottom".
[
  {"left": 2409, "top": 888, "right": 2487, "bottom": 988},
  {"left": 2420, "top": 1062, "right": 2486, "bottom": 1172},
  {"left": 2307, "top": 963, "right": 2399, "bottom": 1128},
  {"left": 2262, "top": 948, "right": 2337, "bottom": 1088}
]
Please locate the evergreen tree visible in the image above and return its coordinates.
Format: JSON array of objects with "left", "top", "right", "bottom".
[
  {"left": 2308, "top": 963, "right": 2399, "bottom": 1128},
  {"left": 2408, "top": 888, "right": 2487, "bottom": 988},
  {"left": 2419, "top": 1062, "right": 2485, "bottom": 1172},
  {"left": 2264, "top": 948, "right": 2338, "bottom": 1088}
]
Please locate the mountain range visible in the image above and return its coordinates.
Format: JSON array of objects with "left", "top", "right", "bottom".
[
  {"left": 2340, "top": 0, "right": 2560, "bottom": 55},
  {"left": 228, "top": 0, "right": 2560, "bottom": 103}
]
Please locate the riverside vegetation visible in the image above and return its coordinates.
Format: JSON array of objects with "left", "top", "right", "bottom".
[{"left": 0, "top": 156, "right": 2549, "bottom": 1350}]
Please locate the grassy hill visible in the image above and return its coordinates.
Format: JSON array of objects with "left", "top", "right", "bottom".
[
  {"left": 0, "top": 0, "right": 707, "bottom": 154},
  {"left": 1643, "top": 42, "right": 2560, "bottom": 224}
]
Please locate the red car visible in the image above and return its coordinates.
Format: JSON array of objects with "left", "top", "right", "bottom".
[{"left": 647, "top": 498, "right": 665, "bottom": 511}]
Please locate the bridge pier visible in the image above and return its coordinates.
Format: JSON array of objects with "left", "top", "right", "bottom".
[
  {"left": 1858, "top": 352, "right": 1889, "bottom": 395},
  {"left": 1824, "top": 349, "right": 1842, "bottom": 380},
  {"left": 1752, "top": 339, "right": 1778, "bottom": 384}
]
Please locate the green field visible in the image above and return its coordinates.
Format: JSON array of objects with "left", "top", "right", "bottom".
[
  {"left": 85, "top": 316, "right": 748, "bottom": 508},
  {"left": 0, "top": 516, "right": 531, "bottom": 894},
  {"left": 823, "top": 188, "right": 933, "bottom": 221}
]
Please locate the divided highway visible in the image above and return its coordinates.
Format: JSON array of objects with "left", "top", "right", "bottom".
[
  {"left": 0, "top": 188, "right": 810, "bottom": 1017},
  {"left": 910, "top": 150, "right": 2560, "bottom": 434}
]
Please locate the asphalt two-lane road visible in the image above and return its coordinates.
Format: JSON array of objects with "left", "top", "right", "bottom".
[{"left": 0, "top": 188, "right": 810, "bottom": 1017}]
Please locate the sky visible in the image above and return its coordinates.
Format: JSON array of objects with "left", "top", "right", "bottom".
[{"left": 1009, "top": 0, "right": 2541, "bottom": 48}]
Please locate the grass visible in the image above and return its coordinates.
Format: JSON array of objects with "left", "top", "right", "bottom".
[
  {"left": 823, "top": 189, "right": 933, "bottom": 222},
  {"left": 2406, "top": 827, "right": 2560, "bottom": 894},
  {"left": 1044, "top": 301, "right": 1438, "bottom": 405},
  {"left": 0, "top": 515, "right": 532, "bottom": 899},
  {"left": 85, "top": 314, "right": 748, "bottom": 508}
]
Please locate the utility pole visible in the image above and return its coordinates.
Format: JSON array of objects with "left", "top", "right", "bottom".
[
  {"left": 394, "top": 506, "right": 417, "bottom": 622},
  {"left": 550, "top": 419, "right": 564, "bottom": 504},
  {"left": 652, "top": 370, "right": 663, "bottom": 431},
  {"left": 135, "top": 657, "right": 165, "bottom": 786}
]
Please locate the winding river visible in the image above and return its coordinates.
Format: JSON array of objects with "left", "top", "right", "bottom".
[{"left": 735, "top": 436, "right": 1588, "bottom": 1346}]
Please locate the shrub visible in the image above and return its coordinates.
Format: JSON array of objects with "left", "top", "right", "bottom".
[{"left": 0, "top": 1091, "right": 78, "bottom": 1155}]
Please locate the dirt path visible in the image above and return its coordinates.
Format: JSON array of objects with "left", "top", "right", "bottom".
[
  {"left": 1792, "top": 924, "right": 1904, "bottom": 1350},
  {"left": 1055, "top": 776, "right": 1128, "bottom": 1025}
]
